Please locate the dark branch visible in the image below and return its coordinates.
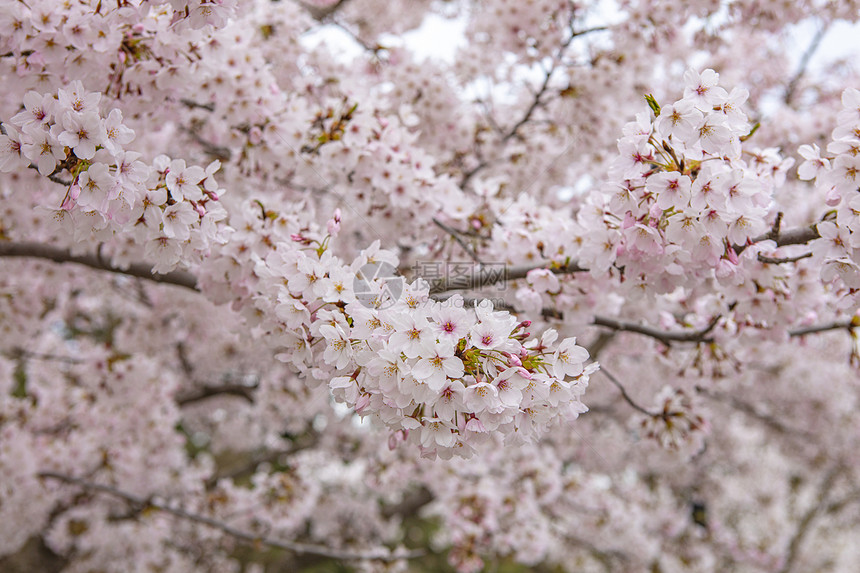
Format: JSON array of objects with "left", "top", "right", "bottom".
[
  {"left": 295, "top": 0, "right": 352, "bottom": 21},
  {"left": 737, "top": 225, "right": 820, "bottom": 255},
  {"left": 180, "top": 99, "right": 216, "bottom": 112},
  {"left": 758, "top": 252, "right": 813, "bottom": 265},
  {"left": 180, "top": 126, "right": 232, "bottom": 161},
  {"left": 0, "top": 242, "right": 199, "bottom": 291},
  {"left": 39, "top": 471, "right": 420, "bottom": 561},
  {"left": 3, "top": 348, "right": 83, "bottom": 364},
  {"left": 592, "top": 314, "right": 721, "bottom": 346},
  {"left": 427, "top": 259, "right": 586, "bottom": 295},
  {"left": 207, "top": 434, "right": 320, "bottom": 486},
  {"left": 789, "top": 320, "right": 855, "bottom": 337},
  {"left": 176, "top": 384, "right": 257, "bottom": 406},
  {"left": 598, "top": 367, "right": 657, "bottom": 417}
]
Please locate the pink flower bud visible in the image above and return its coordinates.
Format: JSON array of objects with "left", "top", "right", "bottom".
[
  {"left": 621, "top": 211, "right": 635, "bottom": 229},
  {"left": 355, "top": 393, "right": 371, "bottom": 413},
  {"left": 465, "top": 418, "right": 487, "bottom": 433}
]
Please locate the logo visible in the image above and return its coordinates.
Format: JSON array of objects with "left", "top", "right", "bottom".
[{"left": 353, "top": 261, "right": 403, "bottom": 309}]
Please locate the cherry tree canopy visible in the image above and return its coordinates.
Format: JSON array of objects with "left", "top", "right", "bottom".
[{"left": 1, "top": 0, "right": 860, "bottom": 571}]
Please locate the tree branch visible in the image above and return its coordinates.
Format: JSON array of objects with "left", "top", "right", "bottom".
[
  {"left": 789, "top": 320, "right": 855, "bottom": 337},
  {"left": 432, "top": 218, "right": 483, "bottom": 265},
  {"left": 778, "top": 465, "right": 842, "bottom": 573},
  {"left": 592, "top": 314, "right": 721, "bottom": 346},
  {"left": 176, "top": 384, "right": 257, "bottom": 406},
  {"left": 736, "top": 225, "right": 821, "bottom": 255},
  {"left": 294, "top": 0, "right": 353, "bottom": 21},
  {"left": 0, "top": 242, "right": 199, "bottom": 291},
  {"left": 427, "top": 259, "right": 585, "bottom": 295},
  {"left": 598, "top": 367, "right": 658, "bottom": 417},
  {"left": 38, "top": 471, "right": 420, "bottom": 562},
  {"left": 208, "top": 433, "right": 320, "bottom": 486},
  {"left": 784, "top": 23, "right": 829, "bottom": 106},
  {"left": 695, "top": 386, "right": 813, "bottom": 439},
  {"left": 757, "top": 252, "right": 812, "bottom": 265}
]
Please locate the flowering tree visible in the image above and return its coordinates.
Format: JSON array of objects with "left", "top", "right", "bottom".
[{"left": 2, "top": 0, "right": 860, "bottom": 571}]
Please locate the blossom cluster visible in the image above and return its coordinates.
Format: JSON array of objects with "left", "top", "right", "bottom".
[
  {"left": 575, "top": 69, "right": 793, "bottom": 291},
  {"left": 802, "top": 88, "right": 860, "bottom": 297},
  {"left": 0, "top": 82, "right": 230, "bottom": 272},
  {"left": 244, "top": 223, "right": 596, "bottom": 459}
]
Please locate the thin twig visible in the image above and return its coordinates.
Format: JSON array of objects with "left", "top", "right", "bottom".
[
  {"left": 757, "top": 252, "right": 813, "bottom": 265},
  {"left": 295, "top": 0, "right": 353, "bottom": 21},
  {"left": 695, "top": 386, "right": 813, "bottom": 439},
  {"left": 778, "top": 466, "right": 842, "bottom": 573},
  {"left": 598, "top": 366, "right": 657, "bottom": 417},
  {"left": 0, "top": 242, "right": 199, "bottom": 291},
  {"left": 180, "top": 126, "right": 232, "bottom": 161},
  {"left": 432, "top": 217, "right": 482, "bottom": 265},
  {"left": 784, "top": 24, "right": 829, "bottom": 106},
  {"left": 38, "top": 471, "right": 421, "bottom": 562}
]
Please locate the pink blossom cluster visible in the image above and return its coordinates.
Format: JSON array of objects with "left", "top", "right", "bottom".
[
  {"left": 244, "top": 226, "right": 597, "bottom": 459},
  {"left": 576, "top": 69, "right": 793, "bottom": 290},
  {"left": 803, "top": 88, "right": 860, "bottom": 297},
  {"left": 0, "top": 82, "right": 231, "bottom": 273}
]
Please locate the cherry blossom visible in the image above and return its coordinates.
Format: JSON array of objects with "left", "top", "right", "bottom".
[{"left": 0, "top": 1, "right": 859, "bottom": 572}]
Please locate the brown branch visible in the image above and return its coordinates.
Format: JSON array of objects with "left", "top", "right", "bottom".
[
  {"left": 789, "top": 320, "right": 855, "bottom": 337},
  {"left": 0, "top": 242, "right": 199, "bottom": 291},
  {"left": 427, "top": 259, "right": 586, "bottom": 295},
  {"left": 180, "top": 99, "right": 216, "bottom": 112},
  {"left": 27, "top": 163, "right": 73, "bottom": 186},
  {"left": 38, "top": 471, "right": 420, "bottom": 562},
  {"left": 736, "top": 225, "right": 820, "bottom": 255},
  {"left": 757, "top": 252, "right": 812, "bottom": 265},
  {"left": 176, "top": 384, "right": 257, "bottom": 406},
  {"left": 592, "top": 314, "right": 721, "bottom": 346}
]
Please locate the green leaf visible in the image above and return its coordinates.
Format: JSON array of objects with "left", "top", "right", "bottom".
[{"left": 645, "top": 94, "right": 661, "bottom": 116}]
